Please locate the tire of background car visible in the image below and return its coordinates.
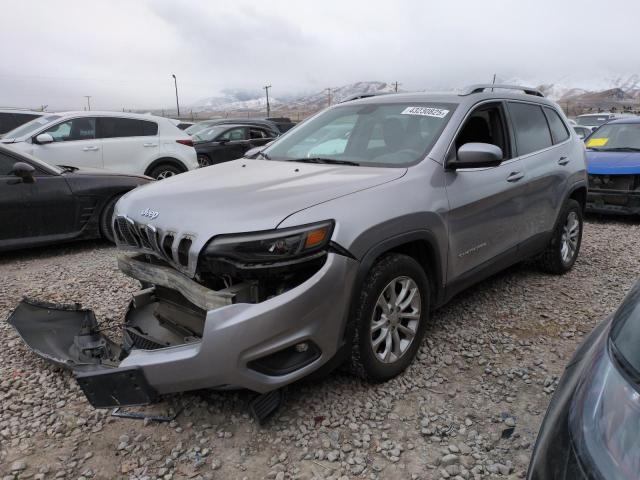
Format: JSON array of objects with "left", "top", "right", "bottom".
[
  {"left": 347, "top": 253, "right": 430, "bottom": 382},
  {"left": 538, "top": 199, "right": 583, "bottom": 274},
  {"left": 99, "top": 194, "right": 122, "bottom": 244},
  {"left": 148, "top": 162, "right": 184, "bottom": 180},
  {"left": 197, "top": 153, "right": 212, "bottom": 168}
]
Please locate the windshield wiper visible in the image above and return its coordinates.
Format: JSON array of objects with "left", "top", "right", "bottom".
[
  {"left": 598, "top": 147, "right": 640, "bottom": 152},
  {"left": 290, "top": 157, "right": 360, "bottom": 166},
  {"left": 256, "top": 151, "right": 271, "bottom": 160},
  {"left": 57, "top": 165, "right": 78, "bottom": 172}
]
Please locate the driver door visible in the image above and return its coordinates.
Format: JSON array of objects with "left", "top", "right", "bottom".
[{"left": 444, "top": 101, "right": 529, "bottom": 285}]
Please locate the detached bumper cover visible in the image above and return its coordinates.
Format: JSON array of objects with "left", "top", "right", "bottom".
[{"left": 7, "top": 253, "right": 358, "bottom": 407}]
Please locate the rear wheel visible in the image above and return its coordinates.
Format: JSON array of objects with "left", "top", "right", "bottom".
[
  {"left": 99, "top": 195, "right": 122, "bottom": 244},
  {"left": 348, "top": 253, "right": 430, "bottom": 382},
  {"left": 197, "top": 154, "right": 212, "bottom": 168},
  {"left": 538, "top": 199, "right": 583, "bottom": 274},
  {"left": 149, "top": 163, "right": 183, "bottom": 180}
]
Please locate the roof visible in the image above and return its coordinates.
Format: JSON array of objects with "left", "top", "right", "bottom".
[
  {"left": 605, "top": 116, "right": 640, "bottom": 124},
  {"left": 49, "top": 111, "right": 169, "bottom": 120},
  {"left": 0, "top": 109, "right": 45, "bottom": 115}
]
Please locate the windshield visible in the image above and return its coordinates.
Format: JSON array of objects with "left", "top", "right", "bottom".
[
  {"left": 611, "top": 281, "right": 640, "bottom": 376},
  {"left": 262, "top": 102, "right": 456, "bottom": 167},
  {"left": 577, "top": 114, "right": 611, "bottom": 127},
  {"left": 3, "top": 114, "right": 62, "bottom": 139},
  {"left": 192, "top": 125, "right": 230, "bottom": 142},
  {"left": 586, "top": 123, "right": 640, "bottom": 150}
]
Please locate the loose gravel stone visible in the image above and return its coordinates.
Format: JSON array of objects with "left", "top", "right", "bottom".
[{"left": 1, "top": 218, "right": 638, "bottom": 478}]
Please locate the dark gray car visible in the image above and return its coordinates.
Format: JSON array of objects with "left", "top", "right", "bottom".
[{"left": 9, "top": 85, "right": 587, "bottom": 417}]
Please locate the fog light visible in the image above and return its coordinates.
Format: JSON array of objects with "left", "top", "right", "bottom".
[
  {"left": 248, "top": 341, "right": 321, "bottom": 376},
  {"left": 294, "top": 342, "right": 309, "bottom": 353}
]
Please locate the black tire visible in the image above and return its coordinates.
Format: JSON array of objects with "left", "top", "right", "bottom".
[
  {"left": 99, "top": 195, "right": 122, "bottom": 244},
  {"left": 348, "top": 253, "right": 430, "bottom": 382},
  {"left": 538, "top": 199, "right": 583, "bottom": 274},
  {"left": 149, "top": 163, "right": 183, "bottom": 180}
]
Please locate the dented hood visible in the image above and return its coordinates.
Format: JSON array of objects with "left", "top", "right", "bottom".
[{"left": 115, "top": 158, "right": 405, "bottom": 238}]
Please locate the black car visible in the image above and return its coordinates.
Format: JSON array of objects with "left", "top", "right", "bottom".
[
  {"left": 0, "top": 144, "right": 151, "bottom": 251},
  {"left": 0, "top": 110, "right": 43, "bottom": 137},
  {"left": 192, "top": 123, "right": 276, "bottom": 167},
  {"left": 528, "top": 280, "right": 640, "bottom": 480}
]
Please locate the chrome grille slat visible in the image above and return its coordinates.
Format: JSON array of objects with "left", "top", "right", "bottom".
[{"left": 114, "top": 216, "right": 194, "bottom": 273}]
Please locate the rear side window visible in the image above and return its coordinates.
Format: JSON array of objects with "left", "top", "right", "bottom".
[
  {"left": 0, "top": 151, "right": 17, "bottom": 175},
  {"left": 507, "top": 102, "right": 552, "bottom": 156},
  {"left": 97, "top": 118, "right": 158, "bottom": 138},
  {"left": 544, "top": 107, "right": 570, "bottom": 144}
]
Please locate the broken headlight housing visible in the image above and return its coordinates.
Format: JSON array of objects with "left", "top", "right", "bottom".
[{"left": 199, "top": 220, "right": 334, "bottom": 273}]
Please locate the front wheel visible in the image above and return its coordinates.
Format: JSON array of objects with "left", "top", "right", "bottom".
[
  {"left": 348, "top": 253, "right": 430, "bottom": 382},
  {"left": 197, "top": 154, "right": 212, "bottom": 168},
  {"left": 99, "top": 195, "right": 122, "bottom": 244},
  {"left": 538, "top": 199, "right": 583, "bottom": 274}
]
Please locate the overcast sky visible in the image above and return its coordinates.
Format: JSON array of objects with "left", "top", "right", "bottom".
[{"left": 2, "top": 0, "right": 639, "bottom": 110}]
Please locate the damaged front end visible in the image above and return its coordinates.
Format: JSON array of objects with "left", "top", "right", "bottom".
[
  {"left": 587, "top": 174, "right": 640, "bottom": 214},
  {"left": 7, "top": 219, "right": 348, "bottom": 410}
]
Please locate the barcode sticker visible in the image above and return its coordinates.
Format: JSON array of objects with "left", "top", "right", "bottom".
[{"left": 401, "top": 107, "right": 449, "bottom": 118}]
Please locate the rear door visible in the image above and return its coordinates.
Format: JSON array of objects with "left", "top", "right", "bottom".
[
  {"left": 507, "top": 102, "right": 568, "bottom": 243},
  {"left": 445, "top": 101, "right": 529, "bottom": 283},
  {"left": 98, "top": 117, "right": 159, "bottom": 174},
  {"left": 33, "top": 117, "right": 102, "bottom": 169}
]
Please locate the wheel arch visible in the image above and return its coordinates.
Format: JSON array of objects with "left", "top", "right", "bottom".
[
  {"left": 568, "top": 184, "right": 587, "bottom": 212},
  {"left": 144, "top": 157, "right": 188, "bottom": 177}
]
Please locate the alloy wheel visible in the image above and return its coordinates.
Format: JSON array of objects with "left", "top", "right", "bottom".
[
  {"left": 370, "top": 276, "right": 422, "bottom": 364},
  {"left": 560, "top": 211, "right": 580, "bottom": 263}
]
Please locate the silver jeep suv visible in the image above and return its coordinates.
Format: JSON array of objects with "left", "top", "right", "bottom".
[{"left": 9, "top": 85, "right": 587, "bottom": 414}]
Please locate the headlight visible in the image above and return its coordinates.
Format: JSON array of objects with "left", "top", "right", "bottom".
[
  {"left": 201, "top": 220, "right": 334, "bottom": 265},
  {"left": 569, "top": 343, "right": 640, "bottom": 480}
]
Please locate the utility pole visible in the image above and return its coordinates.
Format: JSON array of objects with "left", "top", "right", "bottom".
[
  {"left": 491, "top": 74, "right": 496, "bottom": 92},
  {"left": 172, "top": 74, "right": 180, "bottom": 117},
  {"left": 84, "top": 96, "right": 92, "bottom": 111},
  {"left": 393, "top": 81, "right": 401, "bottom": 92},
  {"left": 326, "top": 88, "right": 333, "bottom": 107},
  {"left": 263, "top": 84, "right": 272, "bottom": 118}
]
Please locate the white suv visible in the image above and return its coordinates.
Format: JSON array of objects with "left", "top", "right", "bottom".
[{"left": 1, "top": 111, "right": 198, "bottom": 179}]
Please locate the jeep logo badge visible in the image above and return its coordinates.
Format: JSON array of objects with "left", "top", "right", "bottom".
[{"left": 140, "top": 208, "right": 159, "bottom": 220}]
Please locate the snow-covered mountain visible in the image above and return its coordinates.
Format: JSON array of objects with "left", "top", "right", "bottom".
[{"left": 190, "top": 81, "right": 397, "bottom": 113}]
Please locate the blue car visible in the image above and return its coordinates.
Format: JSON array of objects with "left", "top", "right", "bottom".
[{"left": 585, "top": 117, "right": 640, "bottom": 215}]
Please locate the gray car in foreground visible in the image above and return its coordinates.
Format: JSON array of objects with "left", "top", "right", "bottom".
[{"left": 9, "top": 85, "right": 587, "bottom": 419}]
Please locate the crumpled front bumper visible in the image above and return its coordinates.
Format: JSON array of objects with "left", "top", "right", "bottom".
[{"left": 7, "top": 253, "right": 358, "bottom": 408}]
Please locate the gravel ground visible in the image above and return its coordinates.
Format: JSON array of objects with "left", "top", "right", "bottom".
[{"left": 1, "top": 216, "right": 639, "bottom": 480}]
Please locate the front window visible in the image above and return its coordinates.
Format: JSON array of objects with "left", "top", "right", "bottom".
[
  {"left": 262, "top": 102, "right": 456, "bottom": 167},
  {"left": 586, "top": 123, "right": 640, "bottom": 151},
  {"left": 2, "top": 114, "right": 61, "bottom": 139},
  {"left": 577, "top": 114, "right": 611, "bottom": 127},
  {"left": 44, "top": 118, "right": 96, "bottom": 142},
  {"left": 192, "top": 125, "right": 230, "bottom": 142}
]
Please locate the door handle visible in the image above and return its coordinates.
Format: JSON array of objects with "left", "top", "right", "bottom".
[
  {"left": 558, "top": 156, "right": 570, "bottom": 166},
  {"left": 82, "top": 146, "right": 99, "bottom": 151},
  {"left": 506, "top": 171, "right": 525, "bottom": 182},
  {"left": 143, "top": 143, "right": 158, "bottom": 147}
]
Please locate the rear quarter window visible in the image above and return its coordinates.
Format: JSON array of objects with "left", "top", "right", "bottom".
[
  {"left": 508, "top": 102, "right": 553, "bottom": 156},
  {"left": 98, "top": 118, "right": 158, "bottom": 138},
  {"left": 543, "top": 107, "right": 570, "bottom": 144}
]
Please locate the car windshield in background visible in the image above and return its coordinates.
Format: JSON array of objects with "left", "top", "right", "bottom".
[
  {"left": 586, "top": 123, "right": 640, "bottom": 151},
  {"left": 610, "top": 283, "right": 640, "bottom": 377},
  {"left": 577, "top": 115, "right": 611, "bottom": 127},
  {"left": 3, "top": 114, "right": 61, "bottom": 139},
  {"left": 262, "top": 102, "right": 456, "bottom": 167},
  {"left": 192, "top": 125, "right": 228, "bottom": 142}
]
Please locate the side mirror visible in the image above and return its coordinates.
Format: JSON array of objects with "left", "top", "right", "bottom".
[
  {"left": 12, "top": 162, "right": 36, "bottom": 183},
  {"left": 35, "top": 133, "right": 54, "bottom": 144},
  {"left": 450, "top": 143, "right": 503, "bottom": 169}
]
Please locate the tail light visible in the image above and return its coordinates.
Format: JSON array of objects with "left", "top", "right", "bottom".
[{"left": 176, "top": 139, "right": 193, "bottom": 147}]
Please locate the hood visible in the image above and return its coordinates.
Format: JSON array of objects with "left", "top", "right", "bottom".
[
  {"left": 586, "top": 150, "right": 640, "bottom": 175},
  {"left": 115, "top": 158, "right": 405, "bottom": 255}
]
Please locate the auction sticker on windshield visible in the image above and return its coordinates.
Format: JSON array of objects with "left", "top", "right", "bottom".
[
  {"left": 586, "top": 137, "right": 609, "bottom": 148},
  {"left": 401, "top": 107, "right": 449, "bottom": 118}
]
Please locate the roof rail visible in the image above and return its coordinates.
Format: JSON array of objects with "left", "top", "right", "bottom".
[{"left": 460, "top": 84, "right": 544, "bottom": 97}]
